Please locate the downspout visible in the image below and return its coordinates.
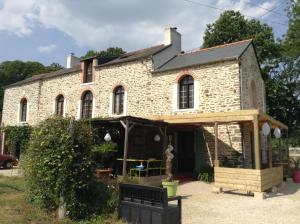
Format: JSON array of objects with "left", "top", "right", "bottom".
[{"left": 239, "top": 60, "right": 244, "bottom": 110}]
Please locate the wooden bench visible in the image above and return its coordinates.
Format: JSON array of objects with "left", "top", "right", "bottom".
[{"left": 118, "top": 183, "right": 182, "bottom": 224}]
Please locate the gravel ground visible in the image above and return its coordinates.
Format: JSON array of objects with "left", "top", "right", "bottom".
[
  {"left": 177, "top": 181, "right": 300, "bottom": 224},
  {"left": 0, "top": 167, "right": 22, "bottom": 177}
]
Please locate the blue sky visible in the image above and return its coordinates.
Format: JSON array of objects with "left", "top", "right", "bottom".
[{"left": 0, "top": 0, "right": 289, "bottom": 67}]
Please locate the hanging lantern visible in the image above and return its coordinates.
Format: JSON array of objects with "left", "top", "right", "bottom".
[
  {"left": 104, "top": 133, "right": 111, "bottom": 142},
  {"left": 154, "top": 134, "right": 160, "bottom": 142},
  {"left": 274, "top": 127, "right": 281, "bottom": 139},
  {"left": 262, "top": 122, "right": 271, "bottom": 136}
]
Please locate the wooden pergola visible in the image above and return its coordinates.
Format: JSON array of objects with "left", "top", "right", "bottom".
[
  {"left": 147, "top": 109, "right": 288, "bottom": 170},
  {"left": 91, "top": 116, "right": 168, "bottom": 177}
]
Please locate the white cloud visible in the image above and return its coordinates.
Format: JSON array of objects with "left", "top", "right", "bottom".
[
  {"left": 37, "top": 44, "right": 56, "bottom": 53},
  {"left": 0, "top": 0, "right": 281, "bottom": 51}
]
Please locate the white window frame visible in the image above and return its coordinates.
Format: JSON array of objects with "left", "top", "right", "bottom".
[
  {"left": 109, "top": 90, "right": 127, "bottom": 117},
  {"left": 172, "top": 80, "right": 199, "bottom": 112}
]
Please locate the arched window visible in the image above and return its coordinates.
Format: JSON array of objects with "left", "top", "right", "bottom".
[
  {"left": 84, "top": 60, "right": 93, "bottom": 83},
  {"left": 81, "top": 91, "right": 93, "bottom": 118},
  {"left": 179, "top": 75, "right": 194, "bottom": 109},
  {"left": 56, "top": 95, "right": 64, "bottom": 116},
  {"left": 113, "top": 86, "right": 124, "bottom": 115},
  {"left": 250, "top": 80, "right": 257, "bottom": 108},
  {"left": 20, "top": 98, "right": 27, "bottom": 122}
]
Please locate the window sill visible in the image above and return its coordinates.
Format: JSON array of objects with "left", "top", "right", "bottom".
[
  {"left": 81, "top": 82, "right": 95, "bottom": 86},
  {"left": 173, "top": 108, "right": 198, "bottom": 112},
  {"left": 109, "top": 113, "right": 126, "bottom": 117},
  {"left": 18, "top": 121, "right": 28, "bottom": 125}
]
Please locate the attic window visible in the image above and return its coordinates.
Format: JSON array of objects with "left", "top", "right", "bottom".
[{"left": 84, "top": 60, "right": 93, "bottom": 83}]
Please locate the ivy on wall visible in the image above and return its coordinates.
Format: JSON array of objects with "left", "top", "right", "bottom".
[{"left": 0, "top": 125, "right": 32, "bottom": 155}]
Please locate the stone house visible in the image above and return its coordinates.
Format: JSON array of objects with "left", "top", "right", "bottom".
[{"left": 0, "top": 28, "right": 288, "bottom": 194}]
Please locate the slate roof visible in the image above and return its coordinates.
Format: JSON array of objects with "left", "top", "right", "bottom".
[
  {"left": 153, "top": 39, "right": 252, "bottom": 73},
  {"left": 6, "top": 65, "right": 81, "bottom": 88},
  {"left": 6, "top": 40, "right": 252, "bottom": 88},
  {"left": 96, "top": 44, "right": 170, "bottom": 67}
]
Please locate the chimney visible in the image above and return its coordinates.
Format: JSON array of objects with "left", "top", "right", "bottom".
[
  {"left": 164, "top": 27, "right": 181, "bottom": 51},
  {"left": 66, "top": 53, "right": 80, "bottom": 68}
]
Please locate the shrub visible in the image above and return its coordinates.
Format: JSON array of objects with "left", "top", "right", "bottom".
[
  {"left": 23, "top": 116, "right": 100, "bottom": 219},
  {"left": 91, "top": 142, "right": 118, "bottom": 168}
]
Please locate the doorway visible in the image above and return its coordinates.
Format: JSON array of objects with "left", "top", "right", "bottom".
[{"left": 177, "top": 131, "right": 195, "bottom": 173}]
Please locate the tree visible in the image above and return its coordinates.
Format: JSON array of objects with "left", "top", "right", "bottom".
[
  {"left": 81, "top": 47, "right": 125, "bottom": 59},
  {"left": 267, "top": 0, "right": 300, "bottom": 145},
  {"left": 283, "top": 1, "right": 300, "bottom": 58},
  {"left": 202, "top": 10, "right": 280, "bottom": 80}
]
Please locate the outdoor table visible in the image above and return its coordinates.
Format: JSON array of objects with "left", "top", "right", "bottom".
[{"left": 117, "top": 158, "right": 164, "bottom": 177}]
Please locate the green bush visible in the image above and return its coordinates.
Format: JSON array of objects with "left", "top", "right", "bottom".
[
  {"left": 23, "top": 116, "right": 106, "bottom": 220},
  {"left": 91, "top": 142, "right": 118, "bottom": 168}
]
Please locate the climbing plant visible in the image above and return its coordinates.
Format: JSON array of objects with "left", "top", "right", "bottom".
[{"left": 0, "top": 125, "right": 32, "bottom": 155}]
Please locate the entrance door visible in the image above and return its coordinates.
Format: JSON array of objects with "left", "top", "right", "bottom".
[{"left": 177, "top": 131, "right": 195, "bottom": 172}]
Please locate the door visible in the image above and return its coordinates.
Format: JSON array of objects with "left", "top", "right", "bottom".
[{"left": 177, "top": 131, "right": 195, "bottom": 172}]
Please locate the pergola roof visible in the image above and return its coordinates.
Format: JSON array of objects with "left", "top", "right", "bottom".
[{"left": 146, "top": 109, "right": 288, "bottom": 130}]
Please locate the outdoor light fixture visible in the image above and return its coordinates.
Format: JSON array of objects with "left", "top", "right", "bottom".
[
  {"left": 274, "top": 127, "right": 281, "bottom": 139},
  {"left": 262, "top": 122, "right": 271, "bottom": 136},
  {"left": 104, "top": 133, "right": 111, "bottom": 142},
  {"left": 154, "top": 134, "right": 160, "bottom": 142}
]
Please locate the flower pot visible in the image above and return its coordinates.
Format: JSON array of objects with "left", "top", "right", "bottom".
[
  {"left": 162, "top": 180, "right": 179, "bottom": 197},
  {"left": 292, "top": 170, "right": 300, "bottom": 183},
  {"left": 95, "top": 168, "right": 113, "bottom": 179}
]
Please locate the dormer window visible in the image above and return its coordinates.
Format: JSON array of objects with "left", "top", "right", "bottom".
[{"left": 84, "top": 60, "right": 93, "bottom": 83}]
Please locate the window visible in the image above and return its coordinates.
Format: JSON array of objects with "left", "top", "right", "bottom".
[
  {"left": 84, "top": 60, "right": 93, "bottom": 83},
  {"left": 20, "top": 98, "right": 27, "bottom": 122},
  {"left": 179, "top": 75, "right": 194, "bottom": 109},
  {"left": 113, "top": 86, "right": 124, "bottom": 115},
  {"left": 81, "top": 91, "right": 93, "bottom": 118},
  {"left": 56, "top": 95, "right": 64, "bottom": 116}
]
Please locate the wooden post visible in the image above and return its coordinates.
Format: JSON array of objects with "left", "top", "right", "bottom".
[
  {"left": 214, "top": 122, "right": 219, "bottom": 167},
  {"left": 268, "top": 135, "right": 272, "bottom": 168},
  {"left": 120, "top": 119, "right": 134, "bottom": 177},
  {"left": 1, "top": 131, "right": 6, "bottom": 155},
  {"left": 253, "top": 115, "right": 261, "bottom": 169}
]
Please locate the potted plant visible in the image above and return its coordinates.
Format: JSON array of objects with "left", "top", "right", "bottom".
[
  {"left": 291, "top": 158, "right": 300, "bottom": 183},
  {"left": 91, "top": 141, "right": 118, "bottom": 179},
  {"left": 162, "top": 137, "right": 179, "bottom": 197}
]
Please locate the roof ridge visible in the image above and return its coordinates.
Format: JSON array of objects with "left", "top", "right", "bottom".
[
  {"left": 121, "top": 44, "right": 165, "bottom": 56},
  {"left": 180, "top": 39, "right": 253, "bottom": 56}
]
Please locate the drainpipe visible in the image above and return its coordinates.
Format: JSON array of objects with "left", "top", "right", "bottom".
[{"left": 239, "top": 61, "right": 244, "bottom": 110}]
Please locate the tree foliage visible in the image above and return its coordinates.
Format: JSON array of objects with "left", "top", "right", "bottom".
[
  {"left": 283, "top": 1, "right": 300, "bottom": 58},
  {"left": 202, "top": 10, "right": 280, "bottom": 80},
  {"left": 82, "top": 47, "right": 125, "bottom": 59}
]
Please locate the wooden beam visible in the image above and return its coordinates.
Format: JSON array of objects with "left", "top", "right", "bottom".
[
  {"left": 253, "top": 115, "right": 261, "bottom": 169},
  {"left": 120, "top": 119, "right": 134, "bottom": 177},
  {"left": 214, "top": 122, "right": 220, "bottom": 167}
]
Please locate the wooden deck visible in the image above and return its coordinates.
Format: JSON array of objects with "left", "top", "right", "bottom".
[{"left": 214, "top": 166, "right": 283, "bottom": 193}]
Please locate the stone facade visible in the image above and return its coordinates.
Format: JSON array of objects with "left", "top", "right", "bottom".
[{"left": 1, "top": 40, "right": 264, "bottom": 167}]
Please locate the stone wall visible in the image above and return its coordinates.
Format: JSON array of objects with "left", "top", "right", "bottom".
[
  {"left": 1, "top": 45, "right": 265, "bottom": 164},
  {"left": 240, "top": 45, "right": 265, "bottom": 111}
]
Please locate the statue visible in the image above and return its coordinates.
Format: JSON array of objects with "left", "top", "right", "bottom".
[{"left": 165, "top": 136, "right": 174, "bottom": 181}]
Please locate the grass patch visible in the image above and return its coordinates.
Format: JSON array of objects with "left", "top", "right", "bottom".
[{"left": 0, "top": 175, "right": 123, "bottom": 224}]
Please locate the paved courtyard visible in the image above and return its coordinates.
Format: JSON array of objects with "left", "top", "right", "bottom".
[{"left": 177, "top": 181, "right": 300, "bottom": 224}]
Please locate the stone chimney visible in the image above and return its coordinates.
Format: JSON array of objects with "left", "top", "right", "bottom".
[
  {"left": 164, "top": 27, "right": 181, "bottom": 51},
  {"left": 66, "top": 53, "right": 80, "bottom": 69}
]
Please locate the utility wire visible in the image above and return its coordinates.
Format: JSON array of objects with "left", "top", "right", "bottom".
[
  {"left": 242, "top": 0, "right": 286, "bottom": 17},
  {"left": 259, "top": 0, "right": 287, "bottom": 18},
  {"left": 183, "top": 0, "right": 288, "bottom": 27}
]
